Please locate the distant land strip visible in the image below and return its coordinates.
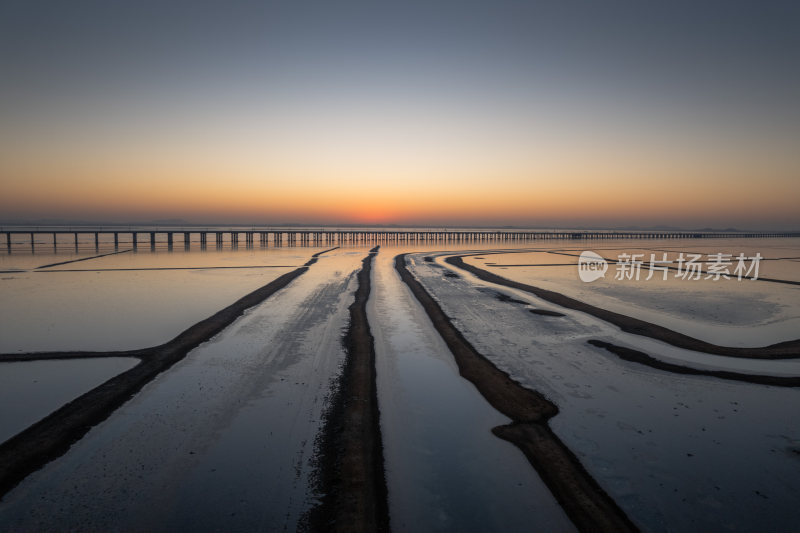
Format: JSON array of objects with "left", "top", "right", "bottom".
[
  {"left": 305, "top": 246, "right": 389, "bottom": 533},
  {"left": 0, "top": 247, "right": 338, "bottom": 499},
  {"left": 446, "top": 254, "right": 800, "bottom": 359},
  {"left": 395, "top": 253, "right": 638, "bottom": 533}
]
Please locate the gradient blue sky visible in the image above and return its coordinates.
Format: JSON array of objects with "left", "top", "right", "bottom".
[{"left": 1, "top": 0, "right": 798, "bottom": 228}]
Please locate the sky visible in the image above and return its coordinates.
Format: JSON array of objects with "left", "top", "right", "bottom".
[{"left": 1, "top": 0, "right": 798, "bottom": 229}]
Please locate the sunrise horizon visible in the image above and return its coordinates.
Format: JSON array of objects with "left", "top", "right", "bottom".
[
  {"left": 2, "top": 215, "right": 798, "bottom": 233},
  {"left": 2, "top": 3, "right": 800, "bottom": 531},
  {"left": 2, "top": 2, "right": 798, "bottom": 231}
]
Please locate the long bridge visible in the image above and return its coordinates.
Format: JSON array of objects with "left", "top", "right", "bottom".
[{"left": 3, "top": 227, "right": 799, "bottom": 252}]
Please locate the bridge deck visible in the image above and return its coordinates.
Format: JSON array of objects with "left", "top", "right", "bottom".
[{"left": 3, "top": 228, "right": 798, "bottom": 251}]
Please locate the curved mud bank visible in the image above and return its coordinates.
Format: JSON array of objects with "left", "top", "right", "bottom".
[
  {"left": 0, "top": 249, "right": 335, "bottom": 363},
  {"left": 446, "top": 254, "right": 800, "bottom": 359},
  {"left": 372, "top": 248, "right": 575, "bottom": 532},
  {"left": 306, "top": 246, "right": 389, "bottom": 533},
  {"left": 0, "top": 248, "right": 338, "bottom": 499},
  {"left": 588, "top": 340, "right": 800, "bottom": 387},
  {"left": 395, "top": 254, "right": 637, "bottom": 533}
]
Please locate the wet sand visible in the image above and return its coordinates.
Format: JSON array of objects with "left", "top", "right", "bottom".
[
  {"left": 447, "top": 254, "right": 800, "bottom": 359},
  {"left": 307, "top": 246, "right": 390, "bottom": 533},
  {"left": 0, "top": 358, "right": 138, "bottom": 443},
  {"left": 0, "top": 248, "right": 336, "bottom": 498},
  {"left": 372, "top": 249, "right": 575, "bottom": 532},
  {"left": 408, "top": 249, "right": 800, "bottom": 532},
  {"left": 1, "top": 241, "right": 796, "bottom": 531},
  {"left": 588, "top": 340, "right": 800, "bottom": 387},
  {"left": 0, "top": 247, "right": 318, "bottom": 354},
  {"left": 544, "top": 249, "right": 800, "bottom": 287},
  {"left": 395, "top": 254, "right": 637, "bottom": 533}
]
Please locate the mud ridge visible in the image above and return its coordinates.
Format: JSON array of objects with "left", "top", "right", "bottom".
[
  {"left": 0, "top": 247, "right": 338, "bottom": 499},
  {"left": 588, "top": 339, "right": 800, "bottom": 387},
  {"left": 305, "top": 246, "right": 389, "bottom": 533},
  {"left": 395, "top": 253, "right": 637, "bottom": 533},
  {"left": 530, "top": 309, "right": 566, "bottom": 317},
  {"left": 0, "top": 249, "right": 336, "bottom": 363},
  {"left": 35, "top": 249, "right": 133, "bottom": 269},
  {"left": 446, "top": 254, "right": 800, "bottom": 359}
]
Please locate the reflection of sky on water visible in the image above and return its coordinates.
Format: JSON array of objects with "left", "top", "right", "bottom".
[
  {"left": 371, "top": 248, "right": 575, "bottom": 532},
  {"left": 0, "top": 247, "right": 318, "bottom": 352},
  {"left": 0, "top": 249, "right": 363, "bottom": 531},
  {"left": 0, "top": 357, "right": 138, "bottom": 442},
  {"left": 413, "top": 250, "right": 800, "bottom": 533},
  {"left": 465, "top": 239, "right": 800, "bottom": 346}
]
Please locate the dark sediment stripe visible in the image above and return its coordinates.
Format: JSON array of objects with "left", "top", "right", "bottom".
[
  {"left": 588, "top": 340, "right": 800, "bottom": 387},
  {"left": 0, "top": 249, "right": 335, "bottom": 363},
  {"left": 305, "top": 246, "right": 389, "bottom": 533},
  {"left": 0, "top": 350, "right": 145, "bottom": 362},
  {"left": 395, "top": 253, "right": 637, "bottom": 533},
  {"left": 447, "top": 254, "right": 800, "bottom": 359},
  {"left": 35, "top": 249, "right": 132, "bottom": 269},
  {"left": 491, "top": 423, "right": 636, "bottom": 532},
  {"left": 0, "top": 247, "right": 338, "bottom": 499},
  {"left": 530, "top": 308, "right": 566, "bottom": 317}
]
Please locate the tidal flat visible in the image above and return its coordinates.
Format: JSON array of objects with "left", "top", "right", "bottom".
[{"left": 0, "top": 237, "right": 798, "bottom": 532}]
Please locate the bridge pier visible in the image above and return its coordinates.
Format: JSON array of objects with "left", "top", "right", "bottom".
[{"left": 1, "top": 228, "right": 798, "bottom": 255}]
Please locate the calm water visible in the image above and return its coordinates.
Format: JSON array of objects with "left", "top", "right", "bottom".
[{"left": 0, "top": 236, "right": 798, "bottom": 532}]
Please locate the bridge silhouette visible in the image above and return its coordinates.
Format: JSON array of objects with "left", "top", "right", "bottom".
[{"left": 3, "top": 227, "right": 799, "bottom": 252}]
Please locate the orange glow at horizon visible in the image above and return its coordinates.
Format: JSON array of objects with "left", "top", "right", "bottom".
[
  {"left": 3, "top": 159, "right": 798, "bottom": 228},
  {"left": 2, "top": 1, "right": 799, "bottom": 231},
  {"left": 2, "top": 96, "right": 799, "bottom": 229}
]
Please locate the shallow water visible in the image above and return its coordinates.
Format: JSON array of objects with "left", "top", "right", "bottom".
[
  {"left": 370, "top": 248, "right": 575, "bottom": 532},
  {"left": 0, "top": 248, "right": 363, "bottom": 531},
  {"left": 1, "top": 237, "right": 798, "bottom": 532},
  {"left": 412, "top": 250, "right": 800, "bottom": 532},
  {"left": 464, "top": 238, "right": 800, "bottom": 346},
  {"left": 0, "top": 247, "right": 319, "bottom": 352},
  {"left": 0, "top": 357, "right": 138, "bottom": 443}
]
